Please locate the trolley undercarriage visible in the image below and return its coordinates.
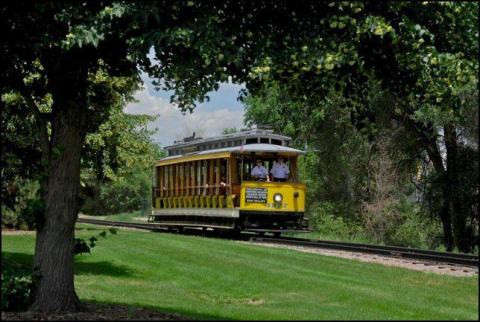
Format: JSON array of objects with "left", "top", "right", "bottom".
[{"left": 148, "top": 209, "right": 308, "bottom": 234}]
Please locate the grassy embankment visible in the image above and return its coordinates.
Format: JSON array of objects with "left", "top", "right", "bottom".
[
  {"left": 80, "top": 211, "right": 449, "bottom": 252},
  {"left": 2, "top": 224, "right": 477, "bottom": 320}
]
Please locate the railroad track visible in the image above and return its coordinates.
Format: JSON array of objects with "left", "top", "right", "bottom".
[
  {"left": 77, "top": 218, "right": 479, "bottom": 268},
  {"left": 78, "top": 218, "right": 169, "bottom": 231},
  {"left": 250, "top": 236, "right": 479, "bottom": 268}
]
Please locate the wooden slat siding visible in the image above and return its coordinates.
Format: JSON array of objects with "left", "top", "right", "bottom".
[
  {"left": 179, "top": 164, "right": 182, "bottom": 196},
  {"left": 290, "top": 157, "right": 297, "bottom": 182},
  {"left": 184, "top": 162, "right": 188, "bottom": 197},
  {"left": 230, "top": 157, "right": 236, "bottom": 187},
  {"left": 169, "top": 165, "right": 173, "bottom": 197},
  {"left": 199, "top": 161, "right": 203, "bottom": 196},
  {"left": 200, "top": 160, "right": 204, "bottom": 195},
  {"left": 175, "top": 164, "right": 179, "bottom": 196},
  {"left": 190, "top": 162, "right": 193, "bottom": 195},
  {"left": 166, "top": 165, "right": 170, "bottom": 197},
  {"left": 180, "top": 162, "right": 187, "bottom": 196},
  {"left": 184, "top": 162, "right": 190, "bottom": 196},
  {"left": 158, "top": 167, "right": 162, "bottom": 197},
  {"left": 208, "top": 159, "right": 211, "bottom": 195},
  {"left": 203, "top": 160, "right": 207, "bottom": 195},
  {"left": 205, "top": 160, "right": 209, "bottom": 196},
  {"left": 205, "top": 161, "right": 207, "bottom": 194},
  {"left": 215, "top": 158, "right": 220, "bottom": 195},
  {"left": 159, "top": 166, "right": 163, "bottom": 198},
  {"left": 186, "top": 163, "right": 189, "bottom": 196},
  {"left": 165, "top": 165, "right": 168, "bottom": 198},
  {"left": 207, "top": 160, "right": 215, "bottom": 195},
  {"left": 185, "top": 162, "right": 189, "bottom": 196},
  {"left": 154, "top": 168, "right": 158, "bottom": 198},
  {"left": 158, "top": 166, "right": 161, "bottom": 198},
  {"left": 226, "top": 158, "right": 231, "bottom": 194},
  {"left": 206, "top": 159, "right": 211, "bottom": 195},
  {"left": 191, "top": 161, "right": 194, "bottom": 196},
  {"left": 178, "top": 163, "right": 185, "bottom": 196},
  {"left": 188, "top": 162, "right": 192, "bottom": 196},
  {"left": 192, "top": 161, "right": 196, "bottom": 196},
  {"left": 164, "top": 165, "right": 168, "bottom": 198},
  {"left": 189, "top": 161, "right": 193, "bottom": 196},
  {"left": 165, "top": 166, "right": 171, "bottom": 197},
  {"left": 175, "top": 164, "right": 178, "bottom": 196},
  {"left": 162, "top": 166, "right": 166, "bottom": 198},
  {"left": 173, "top": 165, "right": 176, "bottom": 196}
]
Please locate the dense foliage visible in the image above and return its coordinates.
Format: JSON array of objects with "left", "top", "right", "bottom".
[
  {"left": 1, "top": 0, "right": 477, "bottom": 313},
  {"left": 244, "top": 83, "right": 445, "bottom": 249},
  {"left": 1, "top": 259, "right": 35, "bottom": 311},
  {"left": 240, "top": 2, "right": 478, "bottom": 252},
  {"left": 80, "top": 106, "right": 164, "bottom": 216}
]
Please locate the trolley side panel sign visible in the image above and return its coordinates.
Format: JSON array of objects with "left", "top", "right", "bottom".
[{"left": 245, "top": 187, "right": 268, "bottom": 203}]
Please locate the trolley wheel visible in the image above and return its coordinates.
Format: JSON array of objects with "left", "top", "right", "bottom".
[{"left": 231, "top": 226, "right": 241, "bottom": 238}]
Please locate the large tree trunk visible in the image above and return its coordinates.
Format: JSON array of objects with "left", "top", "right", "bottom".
[
  {"left": 31, "top": 52, "right": 89, "bottom": 312},
  {"left": 417, "top": 125, "right": 455, "bottom": 251},
  {"left": 444, "top": 125, "right": 470, "bottom": 252},
  {"left": 425, "top": 125, "right": 470, "bottom": 252},
  {"left": 439, "top": 177, "right": 455, "bottom": 252}
]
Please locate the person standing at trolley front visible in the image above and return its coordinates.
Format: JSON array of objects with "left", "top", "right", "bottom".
[
  {"left": 251, "top": 159, "right": 269, "bottom": 181},
  {"left": 270, "top": 156, "right": 289, "bottom": 182}
]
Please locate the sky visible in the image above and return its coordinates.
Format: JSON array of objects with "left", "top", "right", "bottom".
[{"left": 124, "top": 73, "right": 247, "bottom": 148}]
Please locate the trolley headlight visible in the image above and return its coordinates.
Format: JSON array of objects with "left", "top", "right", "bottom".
[{"left": 273, "top": 193, "right": 283, "bottom": 203}]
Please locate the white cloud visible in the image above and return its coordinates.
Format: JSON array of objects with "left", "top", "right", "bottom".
[{"left": 124, "top": 86, "right": 245, "bottom": 148}]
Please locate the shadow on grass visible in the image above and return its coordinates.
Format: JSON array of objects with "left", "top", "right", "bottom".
[
  {"left": 86, "top": 299, "right": 232, "bottom": 321},
  {"left": 2, "top": 252, "right": 135, "bottom": 277}
]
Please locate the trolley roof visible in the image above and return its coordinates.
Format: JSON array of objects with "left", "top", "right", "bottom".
[{"left": 156, "top": 143, "right": 305, "bottom": 166}]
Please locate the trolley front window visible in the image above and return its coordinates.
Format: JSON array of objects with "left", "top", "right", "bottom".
[{"left": 236, "top": 154, "right": 298, "bottom": 183}]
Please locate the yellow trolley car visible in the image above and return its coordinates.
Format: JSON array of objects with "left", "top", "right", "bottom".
[{"left": 150, "top": 129, "right": 308, "bottom": 235}]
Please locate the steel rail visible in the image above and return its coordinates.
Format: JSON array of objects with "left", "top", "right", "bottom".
[
  {"left": 77, "top": 218, "right": 168, "bottom": 231},
  {"left": 250, "top": 236, "right": 479, "bottom": 267},
  {"left": 77, "top": 218, "right": 479, "bottom": 267}
]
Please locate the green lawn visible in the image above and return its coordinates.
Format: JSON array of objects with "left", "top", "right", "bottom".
[{"left": 2, "top": 224, "right": 478, "bottom": 320}]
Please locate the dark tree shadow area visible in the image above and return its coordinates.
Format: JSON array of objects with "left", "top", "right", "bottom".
[
  {"left": 3, "top": 252, "right": 229, "bottom": 320},
  {"left": 2, "top": 252, "right": 135, "bottom": 277},
  {"left": 87, "top": 299, "right": 232, "bottom": 321}
]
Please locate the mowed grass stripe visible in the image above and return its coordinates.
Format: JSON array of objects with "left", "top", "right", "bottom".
[{"left": 2, "top": 224, "right": 478, "bottom": 320}]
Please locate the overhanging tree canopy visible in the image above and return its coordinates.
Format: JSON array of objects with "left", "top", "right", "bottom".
[{"left": 1, "top": 0, "right": 477, "bottom": 313}]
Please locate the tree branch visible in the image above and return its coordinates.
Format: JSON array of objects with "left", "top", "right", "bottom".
[
  {"left": 15, "top": 77, "right": 51, "bottom": 163},
  {"left": 391, "top": 100, "right": 446, "bottom": 176}
]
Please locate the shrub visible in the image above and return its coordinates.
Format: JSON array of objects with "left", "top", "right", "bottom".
[
  {"left": 1, "top": 260, "right": 34, "bottom": 311},
  {"left": 391, "top": 201, "right": 443, "bottom": 249},
  {"left": 361, "top": 197, "right": 444, "bottom": 248},
  {"left": 308, "top": 202, "right": 363, "bottom": 240},
  {"left": 81, "top": 170, "right": 151, "bottom": 216},
  {"left": 1, "top": 180, "right": 41, "bottom": 230}
]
